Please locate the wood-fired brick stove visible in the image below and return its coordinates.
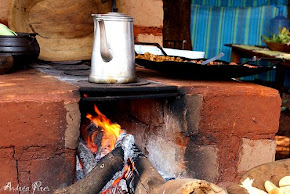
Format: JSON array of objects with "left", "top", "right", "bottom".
[{"left": 3, "top": 62, "right": 280, "bottom": 191}]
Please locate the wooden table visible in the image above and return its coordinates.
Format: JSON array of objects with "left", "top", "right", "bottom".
[{"left": 226, "top": 44, "right": 290, "bottom": 92}]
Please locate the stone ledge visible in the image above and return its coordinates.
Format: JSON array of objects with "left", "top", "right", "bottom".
[
  {"left": 137, "top": 68, "right": 282, "bottom": 136},
  {"left": 137, "top": 67, "right": 280, "bottom": 96},
  {"left": 0, "top": 69, "right": 80, "bottom": 191},
  {"left": 0, "top": 69, "right": 81, "bottom": 149},
  {"left": 0, "top": 69, "right": 80, "bottom": 103}
]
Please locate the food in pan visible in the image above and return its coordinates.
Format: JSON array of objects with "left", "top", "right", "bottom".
[
  {"left": 136, "top": 52, "right": 224, "bottom": 64},
  {"left": 243, "top": 64, "right": 258, "bottom": 68},
  {"left": 229, "top": 62, "right": 257, "bottom": 68},
  {"left": 136, "top": 52, "right": 258, "bottom": 68},
  {"left": 191, "top": 59, "right": 224, "bottom": 65},
  {"left": 136, "top": 52, "right": 183, "bottom": 62}
]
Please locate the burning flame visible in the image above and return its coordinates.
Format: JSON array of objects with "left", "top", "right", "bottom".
[
  {"left": 85, "top": 105, "right": 135, "bottom": 193},
  {"left": 86, "top": 105, "right": 123, "bottom": 154}
]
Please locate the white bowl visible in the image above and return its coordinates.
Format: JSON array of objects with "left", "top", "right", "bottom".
[
  {"left": 134, "top": 45, "right": 205, "bottom": 59},
  {"left": 163, "top": 48, "right": 205, "bottom": 59},
  {"left": 135, "top": 45, "right": 163, "bottom": 55}
]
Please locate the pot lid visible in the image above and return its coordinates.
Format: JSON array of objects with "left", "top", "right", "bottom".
[{"left": 92, "top": 12, "right": 133, "bottom": 22}]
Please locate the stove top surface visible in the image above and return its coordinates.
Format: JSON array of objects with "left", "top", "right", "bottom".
[{"left": 33, "top": 61, "right": 178, "bottom": 101}]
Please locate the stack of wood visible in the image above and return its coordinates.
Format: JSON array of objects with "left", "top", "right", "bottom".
[
  {"left": 54, "top": 145, "right": 227, "bottom": 194},
  {"left": 53, "top": 123, "right": 226, "bottom": 194}
]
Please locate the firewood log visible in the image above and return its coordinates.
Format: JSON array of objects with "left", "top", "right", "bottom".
[
  {"left": 53, "top": 147, "right": 124, "bottom": 194},
  {"left": 134, "top": 155, "right": 226, "bottom": 194},
  {"left": 54, "top": 143, "right": 226, "bottom": 194},
  {"left": 134, "top": 155, "right": 166, "bottom": 193}
]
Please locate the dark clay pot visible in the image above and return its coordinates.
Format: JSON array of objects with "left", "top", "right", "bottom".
[
  {"left": 0, "top": 33, "right": 40, "bottom": 73},
  {"left": 0, "top": 33, "right": 40, "bottom": 55}
]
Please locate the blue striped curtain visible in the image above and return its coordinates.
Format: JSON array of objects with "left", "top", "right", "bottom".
[
  {"left": 190, "top": 0, "right": 288, "bottom": 83},
  {"left": 191, "top": 0, "right": 287, "bottom": 8}
]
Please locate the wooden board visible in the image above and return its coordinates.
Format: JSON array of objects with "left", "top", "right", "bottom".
[{"left": 8, "top": 0, "right": 112, "bottom": 61}]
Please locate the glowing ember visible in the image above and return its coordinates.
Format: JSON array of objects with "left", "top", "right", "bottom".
[
  {"left": 86, "top": 105, "right": 124, "bottom": 155},
  {"left": 101, "top": 159, "right": 135, "bottom": 194},
  {"left": 86, "top": 132, "right": 98, "bottom": 153}
]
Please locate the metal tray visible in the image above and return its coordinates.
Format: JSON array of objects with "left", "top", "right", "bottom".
[{"left": 135, "top": 57, "right": 278, "bottom": 80}]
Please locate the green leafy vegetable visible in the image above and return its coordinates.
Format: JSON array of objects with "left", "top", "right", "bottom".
[
  {"left": 262, "top": 27, "right": 290, "bottom": 44},
  {"left": 0, "top": 24, "right": 17, "bottom": 36}
]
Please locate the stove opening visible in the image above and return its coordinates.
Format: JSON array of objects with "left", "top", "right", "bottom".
[
  {"left": 76, "top": 104, "right": 137, "bottom": 193},
  {"left": 53, "top": 100, "right": 226, "bottom": 194}
]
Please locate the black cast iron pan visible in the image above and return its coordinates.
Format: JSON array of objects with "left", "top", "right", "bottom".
[
  {"left": 135, "top": 57, "right": 279, "bottom": 80},
  {"left": 135, "top": 42, "right": 280, "bottom": 80}
]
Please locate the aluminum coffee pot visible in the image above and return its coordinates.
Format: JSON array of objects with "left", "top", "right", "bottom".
[{"left": 89, "top": 12, "right": 136, "bottom": 84}]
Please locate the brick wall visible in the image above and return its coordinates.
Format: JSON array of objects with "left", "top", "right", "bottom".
[
  {"left": 118, "top": 0, "right": 163, "bottom": 45},
  {"left": 117, "top": 80, "right": 281, "bottom": 188},
  {"left": 0, "top": 70, "right": 80, "bottom": 192}
]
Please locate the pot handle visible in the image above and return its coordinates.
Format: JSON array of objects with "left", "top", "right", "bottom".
[
  {"left": 27, "top": 33, "right": 38, "bottom": 45},
  {"left": 99, "top": 19, "right": 113, "bottom": 62},
  {"left": 241, "top": 57, "right": 284, "bottom": 67}
]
